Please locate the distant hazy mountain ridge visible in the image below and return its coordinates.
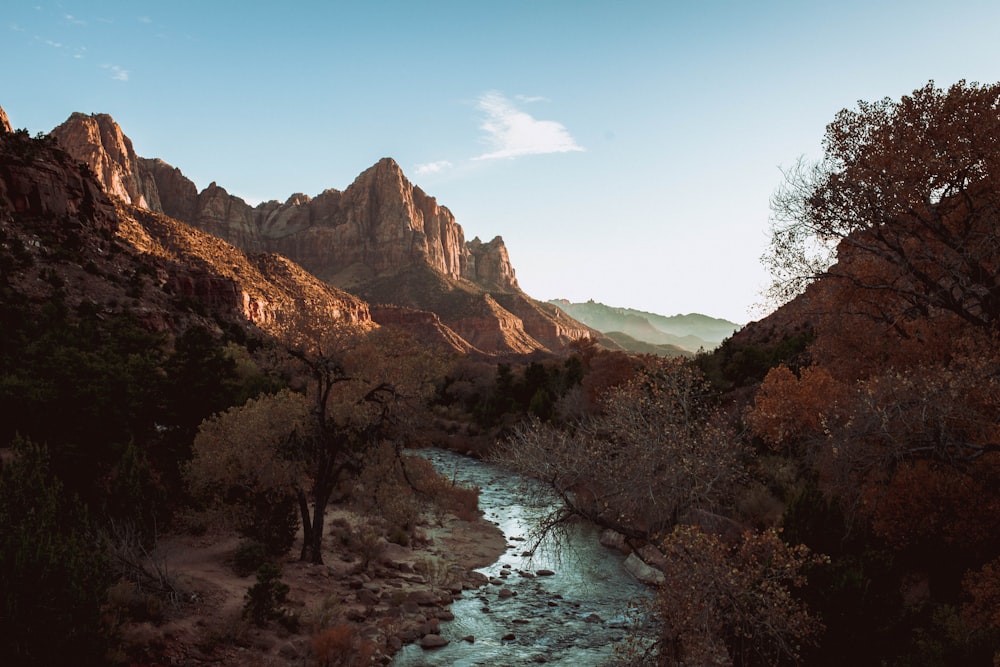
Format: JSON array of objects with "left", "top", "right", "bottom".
[{"left": 549, "top": 299, "right": 740, "bottom": 353}]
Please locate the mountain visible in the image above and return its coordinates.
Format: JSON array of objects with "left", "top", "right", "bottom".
[
  {"left": 549, "top": 299, "right": 740, "bottom": 353},
  {"left": 50, "top": 112, "right": 592, "bottom": 355},
  {"left": 0, "top": 113, "right": 372, "bottom": 346}
]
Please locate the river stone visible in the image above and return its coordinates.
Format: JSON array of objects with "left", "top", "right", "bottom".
[
  {"left": 624, "top": 552, "right": 665, "bottom": 585},
  {"left": 536, "top": 569, "right": 555, "bottom": 576},
  {"left": 637, "top": 544, "right": 669, "bottom": 571},
  {"left": 498, "top": 587, "right": 514, "bottom": 599},
  {"left": 419, "top": 634, "right": 449, "bottom": 649},
  {"left": 599, "top": 528, "right": 631, "bottom": 553},
  {"left": 462, "top": 635, "right": 475, "bottom": 643},
  {"left": 408, "top": 589, "right": 439, "bottom": 605},
  {"left": 356, "top": 588, "right": 378, "bottom": 605},
  {"left": 502, "top": 632, "right": 516, "bottom": 641}
]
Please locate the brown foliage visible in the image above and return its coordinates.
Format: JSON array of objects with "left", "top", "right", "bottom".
[
  {"left": 767, "top": 80, "right": 1000, "bottom": 333},
  {"left": 495, "top": 357, "right": 747, "bottom": 541},
  {"left": 310, "top": 623, "right": 377, "bottom": 667},
  {"left": 649, "top": 525, "right": 826, "bottom": 666},
  {"left": 746, "top": 364, "right": 846, "bottom": 451}
]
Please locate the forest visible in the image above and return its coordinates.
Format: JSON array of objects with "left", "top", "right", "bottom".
[{"left": 2, "top": 80, "right": 1000, "bottom": 666}]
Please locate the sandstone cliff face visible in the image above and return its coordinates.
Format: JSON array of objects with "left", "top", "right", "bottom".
[
  {"left": 120, "top": 206, "right": 372, "bottom": 341},
  {"left": 0, "top": 105, "right": 11, "bottom": 134},
  {"left": 51, "top": 113, "right": 520, "bottom": 295},
  {"left": 465, "top": 236, "right": 518, "bottom": 291},
  {"left": 0, "top": 128, "right": 371, "bottom": 343},
  {"left": 0, "top": 133, "right": 117, "bottom": 229},
  {"left": 138, "top": 157, "right": 198, "bottom": 222},
  {"left": 49, "top": 111, "right": 592, "bottom": 355},
  {"left": 50, "top": 113, "right": 150, "bottom": 208}
]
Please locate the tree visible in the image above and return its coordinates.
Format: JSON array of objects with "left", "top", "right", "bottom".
[
  {"left": 0, "top": 438, "right": 114, "bottom": 666},
  {"left": 283, "top": 321, "right": 445, "bottom": 563},
  {"left": 494, "top": 357, "right": 747, "bottom": 542},
  {"left": 645, "top": 525, "right": 826, "bottom": 667},
  {"left": 766, "top": 80, "right": 1000, "bottom": 332},
  {"left": 185, "top": 389, "right": 311, "bottom": 555},
  {"left": 188, "top": 323, "right": 443, "bottom": 565}
]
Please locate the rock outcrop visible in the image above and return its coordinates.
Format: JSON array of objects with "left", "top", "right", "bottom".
[
  {"left": 50, "top": 113, "right": 151, "bottom": 208},
  {"left": 49, "top": 111, "right": 592, "bottom": 354},
  {"left": 0, "top": 127, "right": 371, "bottom": 342},
  {"left": 0, "top": 105, "right": 11, "bottom": 134}
]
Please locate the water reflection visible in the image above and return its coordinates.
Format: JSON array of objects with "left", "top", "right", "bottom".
[{"left": 392, "top": 449, "right": 650, "bottom": 667}]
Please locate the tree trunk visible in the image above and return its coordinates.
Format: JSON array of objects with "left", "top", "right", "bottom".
[
  {"left": 297, "top": 488, "right": 314, "bottom": 562},
  {"left": 300, "top": 483, "right": 332, "bottom": 564}
]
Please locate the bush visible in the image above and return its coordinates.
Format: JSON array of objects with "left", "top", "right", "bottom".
[
  {"left": 236, "top": 491, "right": 298, "bottom": 557},
  {"left": 0, "top": 438, "right": 115, "bottom": 665},
  {"left": 310, "top": 623, "right": 377, "bottom": 667},
  {"left": 233, "top": 541, "right": 268, "bottom": 577},
  {"left": 243, "top": 562, "right": 289, "bottom": 627}
]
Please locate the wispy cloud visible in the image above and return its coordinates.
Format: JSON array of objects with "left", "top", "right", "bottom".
[
  {"left": 64, "top": 14, "right": 86, "bottom": 25},
  {"left": 102, "top": 64, "right": 129, "bottom": 81},
  {"left": 138, "top": 16, "right": 152, "bottom": 24},
  {"left": 415, "top": 160, "right": 454, "bottom": 175},
  {"left": 473, "top": 91, "right": 584, "bottom": 161}
]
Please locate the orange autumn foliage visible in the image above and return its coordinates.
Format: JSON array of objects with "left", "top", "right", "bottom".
[
  {"left": 746, "top": 364, "right": 846, "bottom": 451},
  {"left": 310, "top": 623, "right": 377, "bottom": 667}
]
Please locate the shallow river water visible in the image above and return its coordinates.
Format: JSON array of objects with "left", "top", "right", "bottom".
[{"left": 392, "top": 449, "right": 650, "bottom": 667}]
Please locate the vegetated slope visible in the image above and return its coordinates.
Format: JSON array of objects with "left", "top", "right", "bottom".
[{"left": 601, "top": 331, "right": 692, "bottom": 358}]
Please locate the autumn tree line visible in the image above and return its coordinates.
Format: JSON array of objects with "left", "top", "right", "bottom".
[{"left": 3, "top": 80, "right": 1000, "bottom": 666}]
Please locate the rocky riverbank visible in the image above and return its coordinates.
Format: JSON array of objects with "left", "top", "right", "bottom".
[{"left": 114, "top": 507, "right": 507, "bottom": 665}]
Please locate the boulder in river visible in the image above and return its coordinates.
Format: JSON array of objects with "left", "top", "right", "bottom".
[
  {"left": 419, "top": 634, "right": 449, "bottom": 649},
  {"left": 623, "top": 552, "right": 665, "bottom": 585}
]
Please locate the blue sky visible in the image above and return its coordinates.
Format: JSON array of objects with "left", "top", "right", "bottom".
[{"left": 4, "top": 1, "right": 1000, "bottom": 323}]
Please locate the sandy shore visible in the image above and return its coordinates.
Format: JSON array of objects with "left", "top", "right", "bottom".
[{"left": 117, "top": 507, "right": 507, "bottom": 665}]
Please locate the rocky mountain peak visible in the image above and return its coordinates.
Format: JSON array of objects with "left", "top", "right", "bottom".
[
  {"left": 466, "top": 236, "right": 518, "bottom": 291},
  {"left": 50, "top": 112, "right": 150, "bottom": 208},
  {"left": 0, "top": 105, "right": 11, "bottom": 134},
  {"left": 47, "top": 110, "right": 591, "bottom": 354}
]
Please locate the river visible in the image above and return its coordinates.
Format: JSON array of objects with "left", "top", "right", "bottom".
[{"left": 392, "top": 448, "right": 651, "bottom": 667}]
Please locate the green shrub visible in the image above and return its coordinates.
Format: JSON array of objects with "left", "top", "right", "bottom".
[
  {"left": 232, "top": 541, "right": 268, "bottom": 577},
  {"left": 243, "top": 563, "right": 289, "bottom": 627}
]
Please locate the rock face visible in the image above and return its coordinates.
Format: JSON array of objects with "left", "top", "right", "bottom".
[
  {"left": 50, "top": 111, "right": 593, "bottom": 354},
  {"left": 0, "top": 105, "right": 11, "bottom": 134},
  {"left": 50, "top": 113, "right": 151, "bottom": 208},
  {"left": 0, "top": 127, "right": 371, "bottom": 341}
]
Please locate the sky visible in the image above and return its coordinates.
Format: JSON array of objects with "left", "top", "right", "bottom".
[{"left": 4, "top": 1, "right": 1000, "bottom": 324}]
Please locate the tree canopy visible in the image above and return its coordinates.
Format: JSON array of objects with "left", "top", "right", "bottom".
[{"left": 766, "top": 80, "right": 1000, "bottom": 332}]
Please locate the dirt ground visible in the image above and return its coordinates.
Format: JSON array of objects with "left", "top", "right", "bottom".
[{"left": 113, "top": 506, "right": 507, "bottom": 665}]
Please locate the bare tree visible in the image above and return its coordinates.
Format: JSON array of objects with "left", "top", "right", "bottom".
[{"left": 493, "top": 357, "right": 747, "bottom": 543}]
